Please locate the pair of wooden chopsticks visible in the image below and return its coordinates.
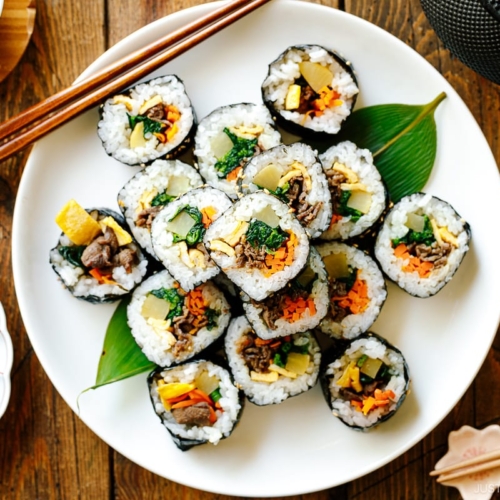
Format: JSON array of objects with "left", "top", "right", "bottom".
[
  {"left": 430, "top": 449, "right": 500, "bottom": 483},
  {"left": 0, "top": 0, "right": 271, "bottom": 164}
]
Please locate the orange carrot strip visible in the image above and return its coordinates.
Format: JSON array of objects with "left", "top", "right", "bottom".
[
  {"left": 394, "top": 244, "right": 409, "bottom": 259},
  {"left": 170, "top": 398, "right": 206, "bottom": 409},
  {"left": 208, "top": 405, "right": 217, "bottom": 424},
  {"left": 226, "top": 166, "right": 242, "bottom": 182},
  {"left": 189, "top": 389, "right": 213, "bottom": 405},
  {"left": 166, "top": 392, "right": 192, "bottom": 405},
  {"left": 254, "top": 338, "right": 273, "bottom": 346}
]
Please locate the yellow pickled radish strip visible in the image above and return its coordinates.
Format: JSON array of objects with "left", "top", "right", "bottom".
[{"left": 55, "top": 199, "right": 101, "bottom": 245}]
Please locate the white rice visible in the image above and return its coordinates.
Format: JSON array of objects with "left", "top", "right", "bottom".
[
  {"left": 150, "top": 360, "right": 242, "bottom": 445},
  {"left": 204, "top": 192, "right": 309, "bottom": 301},
  {"left": 241, "top": 143, "right": 332, "bottom": 238},
  {"left": 127, "top": 271, "right": 230, "bottom": 367},
  {"left": 241, "top": 247, "right": 329, "bottom": 339},
  {"left": 262, "top": 45, "right": 359, "bottom": 134},
  {"left": 374, "top": 193, "right": 470, "bottom": 297},
  {"left": 316, "top": 242, "right": 387, "bottom": 339},
  {"left": 325, "top": 334, "right": 408, "bottom": 429},
  {"left": 97, "top": 75, "right": 195, "bottom": 165},
  {"left": 150, "top": 187, "right": 233, "bottom": 291},
  {"left": 319, "top": 141, "right": 387, "bottom": 239},
  {"left": 50, "top": 229, "right": 148, "bottom": 300},
  {"left": 225, "top": 316, "right": 321, "bottom": 405},
  {"left": 194, "top": 103, "right": 282, "bottom": 198},
  {"left": 118, "top": 159, "right": 203, "bottom": 257}
]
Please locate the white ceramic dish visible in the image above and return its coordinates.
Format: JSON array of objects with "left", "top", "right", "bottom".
[
  {"left": 0, "top": 302, "right": 13, "bottom": 419},
  {"left": 0, "top": 0, "right": 4, "bottom": 18},
  {"left": 12, "top": 0, "right": 500, "bottom": 496}
]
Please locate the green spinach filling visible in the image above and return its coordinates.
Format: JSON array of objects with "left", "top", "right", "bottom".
[
  {"left": 245, "top": 219, "right": 287, "bottom": 253},
  {"left": 150, "top": 288, "right": 185, "bottom": 320},
  {"left": 127, "top": 114, "right": 164, "bottom": 137},
  {"left": 169, "top": 205, "right": 206, "bottom": 246},
  {"left": 214, "top": 128, "right": 257, "bottom": 178},
  {"left": 273, "top": 340, "right": 310, "bottom": 368},
  {"left": 58, "top": 245, "right": 86, "bottom": 268},
  {"left": 151, "top": 191, "right": 177, "bottom": 207},
  {"left": 392, "top": 215, "right": 435, "bottom": 247},
  {"left": 337, "top": 190, "right": 363, "bottom": 222}
]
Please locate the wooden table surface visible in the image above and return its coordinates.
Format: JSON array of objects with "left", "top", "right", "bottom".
[{"left": 1, "top": 0, "right": 499, "bottom": 498}]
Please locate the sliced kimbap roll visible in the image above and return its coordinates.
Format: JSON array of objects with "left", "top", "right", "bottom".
[
  {"left": 321, "top": 332, "right": 410, "bottom": 430},
  {"left": 97, "top": 75, "right": 195, "bottom": 166},
  {"left": 50, "top": 200, "right": 148, "bottom": 303},
  {"left": 241, "top": 247, "right": 329, "bottom": 339},
  {"left": 151, "top": 187, "right": 232, "bottom": 291},
  {"left": 239, "top": 143, "right": 332, "bottom": 238},
  {"left": 118, "top": 159, "right": 203, "bottom": 258},
  {"left": 128, "top": 270, "right": 231, "bottom": 367},
  {"left": 261, "top": 44, "right": 359, "bottom": 137},
  {"left": 194, "top": 103, "right": 281, "bottom": 199},
  {"left": 225, "top": 316, "right": 321, "bottom": 405},
  {"left": 204, "top": 192, "right": 309, "bottom": 301},
  {"left": 148, "top": 360, "right": 244, "bottom": 450},
  {"left": 320, "top": 141, "right": 387, "bottom": 240},
  {"left": 374, "top": 193, "right": 471, "bottom": 298},
  {"left": 317, "top": 242, "right": 387, "bottom": 340}
]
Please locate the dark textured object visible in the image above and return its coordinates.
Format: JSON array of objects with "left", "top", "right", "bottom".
[{"left": 420, "top": 0, "right": 500, "bottom": 84}]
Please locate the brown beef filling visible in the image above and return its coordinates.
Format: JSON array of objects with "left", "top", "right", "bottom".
[
  {"left": 297, "top": 85, "right": 317, "bottom": 114},
  {"left": 234, "top": 237, "right": 268, "bottom": 269},
  {"left": 252, "top": 285, "right": 310, "bottom": 331},
  {"left": 284, "top": 176, "right": 322, "bottom": 226},
  {"left": 405, "top": 241, "right": 452, "bottom": 269},
  {"left": 328, "top": 279, "right": 350, "bottom": 323},
  {"left": 237, "top": 332, "right": 282, "bottom": 373},
  {"left": 136, "top": 205, "right": 163, "bottom": 229},
  {"left": 325, "top": 169, "right": 348, "bottom": 216},
  {"left": 171, "top": 402, "right": 212, "bottom": 427},
  {"left": 81, "top": 227, "right": 137, "bottom": 273}
]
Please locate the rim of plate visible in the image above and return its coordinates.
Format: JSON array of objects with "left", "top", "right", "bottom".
[{"left": 11, "top": 0, "right": 500, "bottom": 495}]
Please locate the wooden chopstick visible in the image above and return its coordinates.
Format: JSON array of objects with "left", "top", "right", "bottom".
[
  {"left": 0, "top": 0, "right": 271, "bottom": 163},
  {"left": 436, "top": 457, "right": 500, "bottom": 483},
  {"left": 0, "top": 0, "right": 254, "bottom": 144},
  {"left": 430, "top": 449, "right": 500, "bottom": 476}
]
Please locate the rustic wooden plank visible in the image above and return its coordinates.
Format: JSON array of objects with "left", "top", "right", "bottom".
[{"left": 0, "top": 0, "right": 110, "bottom": 499}]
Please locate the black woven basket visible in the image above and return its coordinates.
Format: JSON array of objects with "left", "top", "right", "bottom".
[{"left": 420, "top": 0, "right": 500, "bottom": 84}]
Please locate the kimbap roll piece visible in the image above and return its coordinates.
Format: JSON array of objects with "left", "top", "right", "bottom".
[
  {"left": 128, "top": 270, "right": 231, "bottom": 367},
  {"left": 321, "top": 332, "right": 410, "bottom": 430},
  {"left": 374, "top": 193, "right": 471, "bottom": 298},
  {"left": 317, "top": 242, "right": 387, "bottom": 340},
  {"left": 320, "top": 141, "right": 387, "bottom": 240},
  {"left": 242, "top": 247, "right": 329, "bottom": 339},
  {"left": 225, "top": 316, "right": 321, "bottom": 405},
  {"left": 204, "top": 192, "right": 309, "bottom": 301},
  {"left": 97, "top": 75, "right": 195, "bottom": 166},
  {"left": 50, "top": 200, "right": 148, "bottom": 303},
  {"left": 262, "top": 44, "right": 359, "bottom": 137},
  {"left": 118, "top": 159, "right": 204, "bottom": 258},
  {"left": 151, "top": 187, "right": 233, "bottom": 291},
  {"left": 239, "top": 143, "right": 332, "bottom": 238},
  {"left": 148, "top": 360, "right": 244, "bottom": 450},
  {"left": 194, "top": 103, "right": 281, "bottom": 199}
]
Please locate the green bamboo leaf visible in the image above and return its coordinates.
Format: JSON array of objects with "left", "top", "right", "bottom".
[
  {"left": 306, "top": 92, "right": 446, "bottom": 202},
  {"left": 89, "top": 298, "right": 156, "bottom": 390}
]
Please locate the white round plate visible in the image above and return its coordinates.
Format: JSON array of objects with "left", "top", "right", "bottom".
[
  {"left": 0, "top": 302, "right": 13, "bottom": 419},
  {"left": 12, "top": 0, "right": 500, "bottom": 496}
]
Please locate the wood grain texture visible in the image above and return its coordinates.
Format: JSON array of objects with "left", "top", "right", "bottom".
[
  {"left": 0, "top": 0, "right": 36, "bottom": 83},
  {"left": 0, "top": 1, "right": 499, "bottom": 499}
]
